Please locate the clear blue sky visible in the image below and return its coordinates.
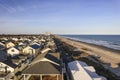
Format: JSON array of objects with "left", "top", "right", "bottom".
[{"left": 0, "top": 0, "right": 120, "bottom": 34}]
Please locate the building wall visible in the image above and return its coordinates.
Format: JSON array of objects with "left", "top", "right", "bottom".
[
  {"left": 23, "top": 46, "right": 32, "bottom": 54},
  {"left": 23, "top": 46, "right": 39, "bottom": 57}
]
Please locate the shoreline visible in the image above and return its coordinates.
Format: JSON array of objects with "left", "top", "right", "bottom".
[
  {"left": 67, "top": 38, "right": 120, "bottom": 54},
  {"left": 55, "top": 35, "right": 120, "bottom": 66},
  {"left": 54, "top": 36, "right": 120, "bottom": 80}
]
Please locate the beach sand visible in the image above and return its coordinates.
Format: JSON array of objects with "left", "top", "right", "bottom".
[{"left": 55, "top": 35, "right": 120, "bottom": 67}]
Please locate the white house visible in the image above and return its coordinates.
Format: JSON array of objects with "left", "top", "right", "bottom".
[
  {"left": 12, "top": 38, "right": 18, "bottom": 42},
  {"left": 18, "top": 42, "right": 25, "bottom": 46},
  {"left": 0, "top": 61, "right": 16, "bottom": 80},
  {"left": 7, "top": 47, "right": 19, "bottom": 57},
  {"left": 22, "top": 46, "right": 32, "bottom": 54},
  {"left": 68, "top": 60, "right": 107, "bottom": 80},
  {"left": 22, "top": 44, "right": 40, "bottom": 57},
  {"left": 0, "top": 62, "right": 14, "bottom": 72},
  {"left": 5, "top": 42, "right": 15, "bottom": 48}
]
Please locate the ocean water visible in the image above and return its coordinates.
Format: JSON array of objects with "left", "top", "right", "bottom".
[{"left": 62, "top": 35, "right": 120, "bottom": 50}]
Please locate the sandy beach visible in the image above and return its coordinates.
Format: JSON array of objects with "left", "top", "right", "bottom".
[{"left": 55, "top": 35, "right": 120, "bottom": 67}]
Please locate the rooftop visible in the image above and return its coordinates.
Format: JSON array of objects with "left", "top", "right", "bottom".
[
  {"left": 30, "top": 44, "right": 40, "bottom": 49},
  {"left": 68, "top": 60, "right": 106, "bottom": 80},
  {"left": 23, "top": 61, "right": 60, "bottom": 75},
  {"left": 31, "top": 52, "right": 60, "bottom": 65}
]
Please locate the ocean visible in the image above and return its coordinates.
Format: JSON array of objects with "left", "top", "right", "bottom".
[{"left": 61, "top": 35, "right": 120, "bottom": 50}]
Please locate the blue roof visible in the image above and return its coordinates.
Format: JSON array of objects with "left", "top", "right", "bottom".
[{"left": 30, "top": 44, "right": 40, "bottom": 49}]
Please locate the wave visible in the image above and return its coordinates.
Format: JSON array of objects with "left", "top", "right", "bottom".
[{"left": 63, "top": 36, "right": 120, "bottom": 50}]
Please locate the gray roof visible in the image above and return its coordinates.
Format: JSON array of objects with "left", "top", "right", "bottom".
[
  {"left": 49, "top": 52, "right": 60, "bottom": 60},
  {"left": 45, "top": 53, "right": 60, "bottom": 64},
  {"left": 22, "top": 61, "right": 61, "bottom": 74},
  {"left": 2, "top": 59, "right": 17, "bottom": 68},
  {"left": 31, "top": 52, "right": 60, "bottom": 65},
  {"left": 0, "top": 51, "right": 7, "bottom": 61}
]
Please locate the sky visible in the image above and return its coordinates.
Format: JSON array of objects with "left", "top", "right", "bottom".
[{"left": 0, "top": 0, "right": 120, "bottom": 34}]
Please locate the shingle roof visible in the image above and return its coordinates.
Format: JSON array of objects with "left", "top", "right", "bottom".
[
  {"left": 30, "top": 44, "right": 40, "bottom": 49},
  {"left": 0, "top": 51, "right": 7, "bottom": 61},
  {"left": 22, "top": 61, "right": 60, "bottom": 74},
  {"left": 45, "top": 53, "right": 60, "bottom": 65},
  {"left": 2, "top": 59, "right": 17, "bottom": 68},
  {"left": 31, "top": 52, "right": 60, "bottom": 65}
]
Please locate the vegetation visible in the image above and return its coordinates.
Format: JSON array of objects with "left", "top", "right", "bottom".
[{"left": 55, "top": 38, "right": 120, "bottom": 80}]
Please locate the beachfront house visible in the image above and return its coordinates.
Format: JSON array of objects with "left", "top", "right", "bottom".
[
  {"left": 68, "top": 60, "right": 107, "bottom": 80},
  {"left": 7, "top": 47, "right": 20, "bottom": 57}
]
